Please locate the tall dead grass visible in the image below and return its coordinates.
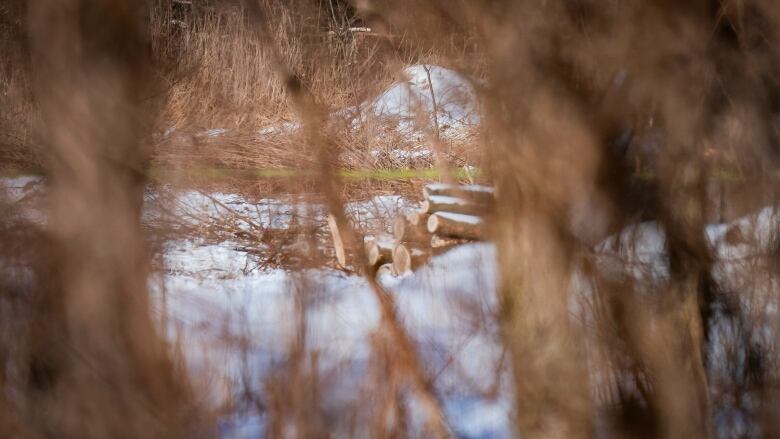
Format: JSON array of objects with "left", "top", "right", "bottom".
[
  {"left": 0, "top": 0, "right": 36, "bottom": 168},
  {"left": 152, "top": 0, "right": 408, "bottom": 168},
  {"left": 4, "top": 0, "right": 480, "bottom": 172}
]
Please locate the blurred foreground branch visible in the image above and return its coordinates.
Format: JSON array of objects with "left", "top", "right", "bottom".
[{"left": 21, "top": 0, "right": 202, "bottom": 436}]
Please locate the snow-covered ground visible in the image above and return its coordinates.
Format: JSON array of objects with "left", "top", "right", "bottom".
[
  {"left": 594, "top": 206, "right": 780, "bottom": 293},
  {"left": 357, "top": 64, "right": 480, "bottom": 138},
  {"left": 150, "top": 188, "right": 417, "bottom": 237},
  {"left": 158, "top": 240, "right": 510, "bottom": 438},
  {"left": 152, "top": 187, "right": 780, "bottom": 437},
  {"left": 4, "top": 176, "right": 780, "bottom": 437},
  {"left": 151, "top": 187, "right": 510, "bottom": 437},
  {"left": 2, "top": 178, "right": 510, "bottom": 436}
]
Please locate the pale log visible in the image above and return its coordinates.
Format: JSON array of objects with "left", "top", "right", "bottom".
[
  {"left": 427, "top": 212, "right": 485, "bottom": 240},
  {"left": 421, "top": 195, "right": 483, "bottom": 216},
  {"left": 363, "top": 235, "right": 376, "bottom": 254},
  {"left": 430, "top": 234, "right": 468, "bottom": 254},
  {"left": 392, "top": 216, "right": 406, "bottom": 243},
  {"left": 405, "top": 211, "right": 430, "bottom": 227},
  {"left": 423, "top": 183, "right": 495, "bottom": 206},
  {"left": 394, "top": 214, "right": 430, "bottom": 244}
]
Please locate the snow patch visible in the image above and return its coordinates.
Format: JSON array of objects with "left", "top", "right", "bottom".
[
  {"left": 256, "top": 121, "right": 300, "bottom": 137},
  {"left": 366, "top": 64, "right": 480, "bottom": 131},
  {"left": 202, "top": 128, "right": 230, "bottom": 138},
  {"left": 255, "top": 64, "right": 480, "bottom": 151},
  {"left": 158, "top": 239, "right": 508, "bottom": 437},
  {"left": 371, "top": 148, "right": 434, "bottom": 161}
]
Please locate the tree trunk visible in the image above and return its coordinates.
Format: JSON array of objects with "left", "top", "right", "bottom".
[{"left": 26, "top": 1, "right": 197, "bottom": 436}]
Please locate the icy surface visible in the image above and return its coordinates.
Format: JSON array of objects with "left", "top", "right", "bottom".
[
  {"left": 142, "top": 186, "right": 507, "bottom": 437},
  {"left": 595, "top": 221, "right": 669, "bottom": 284}
]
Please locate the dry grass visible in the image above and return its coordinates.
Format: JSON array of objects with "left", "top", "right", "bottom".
[
  {"left": 149, "top": 0, "right": 452, "bottom": 172},
  {"left": 0, "top": 1, "right": 37, "bottom": 168},
  {"left": 2, "top": 0, "right": 482, "bottom": 173},
  {"left": 4, "top": 0, "right": 780, "bottom": 438}
]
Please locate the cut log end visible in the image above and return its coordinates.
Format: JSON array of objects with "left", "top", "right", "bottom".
[
  {"left": 392, "top": 244, "right": 410, "bottom": 274},
  {"left": 392, "top": 244, "right": 429, "bottom": 274},
  {"left": 421, "top": 195, "right": 481, "bottom": 216},
  {"left": 367, "top": 244, "right": 380, "bottom": 266}
]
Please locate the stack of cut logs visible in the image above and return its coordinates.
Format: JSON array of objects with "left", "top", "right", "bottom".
[{"left": 346, "top": 183, "right": 494, "bottom": 277}]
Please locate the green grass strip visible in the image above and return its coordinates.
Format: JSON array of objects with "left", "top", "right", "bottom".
[
  {"left": 146, "top": 166, "right": 482, "bottom": 181},
  {"left": 4, "top": 166, "right": 779, "bottom": 183}
]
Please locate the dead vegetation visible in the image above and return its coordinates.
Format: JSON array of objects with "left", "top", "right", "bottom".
[
  {"left": 2, "top": 0, "right": 482, "bottom": 173},
  {"left": 2, "top": 0, "right": 780, "bottom": 438}
]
